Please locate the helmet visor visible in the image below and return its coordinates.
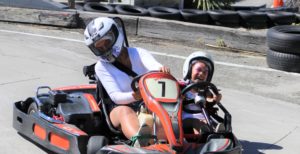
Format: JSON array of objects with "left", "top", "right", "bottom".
[{"left": 93, "top": 30, "right": 116, "bottom": 55}]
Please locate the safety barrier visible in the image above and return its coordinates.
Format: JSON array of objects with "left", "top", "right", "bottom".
[{"left": 79, "top": 3, "right": 300, "bottom": 29}]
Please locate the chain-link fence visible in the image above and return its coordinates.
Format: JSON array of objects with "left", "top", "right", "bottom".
[{"left": 285, "top": 0, "right": 300, "bottom": 8}]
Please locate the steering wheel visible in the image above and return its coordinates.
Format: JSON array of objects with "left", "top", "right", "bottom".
[
  {"left": 131, "top": 74, "right": 143, "bottom": 92},
  {"left": 181, "top": 81, "right": 219, "bottom": 98},
  {"left": 182, "top": 81, "right": 233, "bottom": 133},
  {"left": 130, "top": 71, "right": 160, "bottom": 92}
]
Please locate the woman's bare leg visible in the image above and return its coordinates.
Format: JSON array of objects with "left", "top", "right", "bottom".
[{"left": 110, "top": 106, "right": 140, "bottom": 139}]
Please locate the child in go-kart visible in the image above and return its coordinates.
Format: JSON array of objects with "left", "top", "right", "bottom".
[
  {"left": 179, "top": 51, "right": 222, "bottom": 137},
  {"left": 84, "top": 17, "right": 170, "bottom": 147}
]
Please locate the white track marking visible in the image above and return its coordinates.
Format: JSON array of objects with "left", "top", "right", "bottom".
[
  {"left": 0, "top": 29, "right": 84, "bottom": 43},
  {"left": 1, "top": 29, "right": 300, "bottom": 76},
  {"left": 149, "top": 50, "right": 300, "bottom": 76}
]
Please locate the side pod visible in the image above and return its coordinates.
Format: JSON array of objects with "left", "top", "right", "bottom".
[{"left": 13, "top": 101, "right": 89, "bottom": 154}]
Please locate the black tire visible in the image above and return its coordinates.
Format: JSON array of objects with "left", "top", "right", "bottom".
[
  {"left": 258, "top": 6, "right": 298, "bottom": 13},
  {"left": 267, "top": 25, "right": 300, "bottom": 54},
  {"left": 267, "top": 11, "right": 296, "bottom": 26},
  {"left": 208, "top": 10, "right": 240, "bottom": 27},
  {"left": 295, "top": 13, "right": 300, "bottom": 23},
  {"left": 74, "top": 3, "right": 84, "bottom": 11},
  {"left": 283, "top": 7, "right": 299, "bottom": 12},
  {"left": 238, "top": 11, "right": 268, "bottom": 29},
  {"left": 83, "top": 3, "right": 115, "bottom": 13},
  {"left": 115, "top": 5, "right": 148, "bottom": 16},
  {"left": 87, "top": 136, "right": 109, "bottom": 154},
  {"left": 232, "top": 4, "right": 266, "bottom": 11},
  {"left": 61, "top": 2, "right": 84, "bottom": 10},
  {"left": 148, "top": 6, "right": 181, "bottom": 21},
  {"left": 267, "top": 49, "right": 300, "bottom": 73},
  {"left": 84, "top": 0, "right": 101, "bottom": 3},
  {"left": 27, "top": 102, "right": 38, "bottom": 115},
  {"left": 180, "top": 9, "right": 209, "bottom": 24}
]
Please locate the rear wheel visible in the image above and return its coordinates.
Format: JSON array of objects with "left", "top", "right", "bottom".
[
  {"left": 27, "top": 103, "right": 38, "bottom": 115},
  {"left": 87, "top": 136, "right": 109, "bottom": 154}
]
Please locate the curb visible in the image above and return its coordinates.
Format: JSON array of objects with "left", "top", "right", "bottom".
[
  {"left": 0, "top": 6, "right": 78, "bottom": 28},
  {"left": 137, "top": 17, "right": 267, "bottom": 54},
  {"left": 0, "top": 6, "right": 267, "bottom": 54},
  {"left": 78, "top": 11, "right": 139, "bottom": 35}
]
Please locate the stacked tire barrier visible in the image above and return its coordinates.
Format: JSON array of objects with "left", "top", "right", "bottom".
[
  {"left": 115, "top": 5, "right": 148, "bottom": 16},
  {"left": 180, "top": 9, "right": 209, "bottom": 24},
  {"left": 83, "top": 3, "right": 115, "bottom": 13},
  {"left": 208, "top": 10, "right": 240, "bottom": 27},
  {"left": 238, "top": 11, "right": 269, "bottom": 29},
  {"left": 80, "top": 3, "right": 300, "bottom": 29},
  {"left": 266, "top": 25, "right": 300, "bottom": 73},
  {"left": 148, "top": 6, "right": 181, "bottom": 20}
]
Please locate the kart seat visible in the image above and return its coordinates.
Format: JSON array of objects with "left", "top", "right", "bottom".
[
  {"left": 83, "top": 63, "right": 122, "bottom": 135},
  {"left": 96, "top": 78, "right": 122, "bottom": 135}
]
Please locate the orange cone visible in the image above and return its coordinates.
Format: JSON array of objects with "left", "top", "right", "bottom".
[{"left": 273, "top": 0, "right": 284, "bottom": 8}]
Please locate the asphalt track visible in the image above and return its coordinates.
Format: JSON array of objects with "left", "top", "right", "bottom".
[{"left": 0, "top": 22, "right": 299, "bottom": 154}]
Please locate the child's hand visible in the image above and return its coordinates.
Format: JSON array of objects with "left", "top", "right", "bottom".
[{"left": 207, "top": 91, "right": 222, "bottom": 103}]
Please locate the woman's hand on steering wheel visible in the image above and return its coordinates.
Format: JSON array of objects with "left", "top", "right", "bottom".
[
  {"left": 159, "top": 66, "right": 170, "bottom": 74},
  {"left": 132, "top": 91, "right": 142, "bottom": 101},
  {"left": 131, "top": 69, "right": 170, "bottom": 101},
  {"left": 131, "top": 69, "right": 169, "bottom": 92}
]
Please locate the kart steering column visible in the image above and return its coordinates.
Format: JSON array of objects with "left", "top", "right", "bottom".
[{"left": 194, "top": 94, "right": 214, "bottom": 131}]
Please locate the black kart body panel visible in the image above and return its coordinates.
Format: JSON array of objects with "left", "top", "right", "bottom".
[{"left": 13, "top": 86, "right": 105, "bottom": 154}]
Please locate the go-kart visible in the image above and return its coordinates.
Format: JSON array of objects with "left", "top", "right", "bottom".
[
  {"left": 13, "top": 17, "right": 242, "bottom": 154},
  {"left": 13, "top": 63, "right": 242, "bottom": 154}
]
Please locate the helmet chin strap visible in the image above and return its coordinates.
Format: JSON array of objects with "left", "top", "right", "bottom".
[
  {"left": 99, "top": 46, "right": 121, "bottom": 63},
  {"left": 106, "top": 54, "right": 116, "bottom": 63},
  {"left": 98, "top": 49, "right": 116, "bottom": 63}
]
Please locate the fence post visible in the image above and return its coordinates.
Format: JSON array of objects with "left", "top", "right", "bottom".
[{"left": 68, "top": 0, "right": 75, "bottom": 9}]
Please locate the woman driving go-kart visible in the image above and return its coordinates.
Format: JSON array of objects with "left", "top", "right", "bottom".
[{"left": 84, "top": 17, "right": 170, "bottom": 147}]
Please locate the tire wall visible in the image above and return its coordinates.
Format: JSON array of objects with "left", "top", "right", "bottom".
[
  {"left": 266, "top": 25, "right": 300, "bottom": 73},
  {"left": 81, "top": 3, "right": 300, "bottom": 29},
  {"left": 134, "top": 0, "right": 180, "bottom": 8}
]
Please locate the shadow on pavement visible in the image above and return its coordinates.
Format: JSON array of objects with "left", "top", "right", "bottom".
[
  {"left": 17, "top": 131, "right": 283, "bottom": 154},
  {"left": 240, "top": 140, "right": 283, "bottom": 154},
  {"left": 18, "top": 132, "right": 56, "bottom": 154}
]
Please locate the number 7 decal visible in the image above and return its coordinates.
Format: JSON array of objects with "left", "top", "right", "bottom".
[{"left": 158, "top": 81, "right": 166, "bottom": 97}]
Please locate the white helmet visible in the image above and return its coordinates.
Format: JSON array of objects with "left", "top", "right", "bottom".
[
  {"left": 84, "top": 17, "right": 124, "bottom": 62},
  {"left": 182, "top": 51, "right": 214, "bottom": 82}
]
